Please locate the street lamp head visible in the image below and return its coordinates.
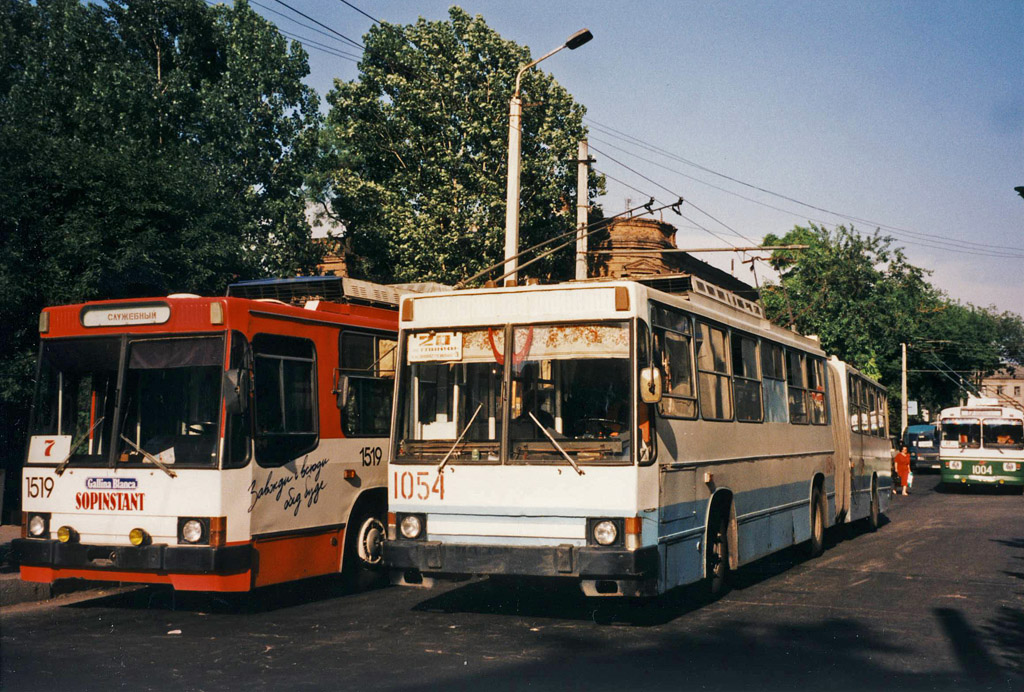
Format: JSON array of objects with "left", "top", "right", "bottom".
[{"left": 565, "top": 28, "right": 593, "bottom": 50}]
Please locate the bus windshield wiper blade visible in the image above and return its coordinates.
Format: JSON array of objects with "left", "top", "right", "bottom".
[
  {"left": 54, "top": 416, "right": 106, "bottom": 476},
  {"left": 118, "top": 434, "right": 177, "bottom": 478},
  {"left": 528, "top": 412, "right": 584, "bottom": 476},
  {"left": 438, "top": 403, "right": 484, "bottom": 472}
]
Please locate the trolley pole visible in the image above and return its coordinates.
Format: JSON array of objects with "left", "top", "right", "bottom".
[
  {"left": 575, "top": 140, "right": 589, "bottom": 280},
  {"left": 901, "top": 342, "right": 908, "bottom": 440}
]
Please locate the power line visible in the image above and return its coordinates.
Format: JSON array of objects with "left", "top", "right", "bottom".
[
  {"left": 585, "top": 117, "right": 1024, "bottom": 257},
  {"left": 337, "top": 0, "right": 382, "bottom": 26},
  {"left": 251, "top": 0, "right": 361, "bottom": 55},
  {"left": 272, "top": 0, "right": 363, "bottom": 50}
]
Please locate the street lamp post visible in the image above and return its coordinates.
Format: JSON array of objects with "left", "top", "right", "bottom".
[{"left": 503, "top": 28, "right": 592, "bottom": 286}]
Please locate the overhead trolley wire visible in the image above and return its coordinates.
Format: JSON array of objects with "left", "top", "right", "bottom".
[
  {"left": 585, "top": 117, "right": 1024, "bottom": 257},
  {"left": 272, "top": 0, "right": 364, "bottom": 50},
  {"left": 251, "top": 0, "right": 362, "bottom": 56}
]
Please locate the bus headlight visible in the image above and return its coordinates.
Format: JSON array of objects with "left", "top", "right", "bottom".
[
  {"left": 593, "top": 520, "right": 618, "bottom": 546},
  {"left": 1004, "top": 462, "right": 1019, "bottom": 472},
  {"left": 178, "top": 518, "right": 207, "bottom": 544},
  {"left": 57, "top": 526, "right": 79, "bottom": 544},
  {"left": 27, "top": 513, "right": 49, "bottom": 538},
  {"left": 399, "top": 514, "right": 424, "bottom": 540},
  {"left": 949, "top": 461, "right": 962, "bottom": 470}
]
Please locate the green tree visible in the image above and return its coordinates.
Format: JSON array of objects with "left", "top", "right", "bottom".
[
  {"left": 322, "top": 7, "right": 602, "bottom": 284},
  {"left": 761, "top": 224, "right": 1023, "bottom": 417},
  {"left": 0, "top": 0, "right": 322, "bottom": 514}
]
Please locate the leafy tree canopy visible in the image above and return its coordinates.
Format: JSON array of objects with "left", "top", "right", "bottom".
[
  {"left": 762, "top": 224, "right": 1024, "bottom": 415},
  {"left": 0, "top": 0, "right": 323, "bottom": 497},
  {"left": 322, "top": 6, "right": 602, "bottom": 284}
]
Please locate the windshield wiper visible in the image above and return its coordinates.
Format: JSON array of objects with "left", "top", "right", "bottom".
[
  {"left": 54, "top": 416, "right": 107, "bottom": 476},
  {"left": 438, "top": 403, "right": 484, "bottom": 472},
  {"left": 118, "top": 434, "right": 178, "bottom": 478},
  {"left": 528, "top": 412, "right": 584, "bottom": 476}
]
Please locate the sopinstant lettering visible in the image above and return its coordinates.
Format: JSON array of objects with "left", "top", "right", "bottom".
[{"left": 75, "top": 491, "right": 145, "bottom": 511}]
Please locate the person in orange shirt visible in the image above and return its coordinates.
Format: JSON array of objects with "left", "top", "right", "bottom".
[{"left": 894, "top": 445, "right": 911, "bottom": 496}]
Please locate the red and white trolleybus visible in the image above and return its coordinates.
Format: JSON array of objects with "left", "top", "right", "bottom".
[{"left": 14, "top": 276, "right": 403, "bottom": 591}]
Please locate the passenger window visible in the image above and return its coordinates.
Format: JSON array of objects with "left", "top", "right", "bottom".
[
  {"left": 253, "top": 334, "right": 317, "bottom": 466},
  {"left": 786, "top": 350, "right": 808, "bottom": 424},
  {"left": 340, "top": 331, "right": 397, "bottom": 437},
  {"left": 652, "top": 304, "right": 697, "bottom": 419},
  {"left": 696, "top": 322, "right": 733, "bottom": 420},
  {"left": 223, "top": 331, "right": 251, "bottom": 469},
  {"left": 808, "top": 357, "right": 827, "bottom": 425},
  {"left": 731, "top": 333, "right": 762, "bottom": 422},
  {"left": 762, "top": 341, "right": 788, "bottom": 423},
  {"left": 848, "top": 375, "right": 862, "bottom": 433},
  {"left": 637, "top": 321, "right": 657, "bottom": 463}
]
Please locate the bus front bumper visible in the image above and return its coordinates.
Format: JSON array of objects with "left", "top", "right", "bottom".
[
  {"left": 385, "top": 540, "right": 660, "bottom": 595},
  {"left": 12, "top": 538, "right": 252, "bottom": 574}
]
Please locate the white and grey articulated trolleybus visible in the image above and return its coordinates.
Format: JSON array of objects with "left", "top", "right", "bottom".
[
  {"left": 16, "top": 276, "right": 403, "bottom": 591},
  {"left": 938, "top": 398, "right": 1024, "bottom": 492},
  {"left": 385, "top": 276, "right": 892, "bottom": 597}
]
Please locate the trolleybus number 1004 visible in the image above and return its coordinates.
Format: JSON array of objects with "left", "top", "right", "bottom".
[{"left": 393, "top": 471, "right": 445, "bottom": 501}]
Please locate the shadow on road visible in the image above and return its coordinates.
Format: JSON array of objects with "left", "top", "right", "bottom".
[
  {"left": 411, "top": 521, "right": 885, "bottom": 627},
  {"left": 392, "top": 610, "right": 1010, "bottom": 692},
  {"left": 62, "top": 573, "right": 383, "bottom": 614}
]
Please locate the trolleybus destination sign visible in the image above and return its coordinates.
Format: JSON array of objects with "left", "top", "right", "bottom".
[
  {"left": 408, "top": 331, "right": 462, "bottom": 362},
  {"left": 81, "top": 304, "right": 170, "bottom": 327}
]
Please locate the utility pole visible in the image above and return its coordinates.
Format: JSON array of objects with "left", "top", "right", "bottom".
[
  {"left": 575, "top": 140, "right": 589, "bottom": 280},
  {"left": 901, "top": 342, "right": 908, "bottom": 440}
]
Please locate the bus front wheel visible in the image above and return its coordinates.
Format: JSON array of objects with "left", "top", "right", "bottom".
[{"left": 344, "top": 507, "right": 386, "bottom": 590}]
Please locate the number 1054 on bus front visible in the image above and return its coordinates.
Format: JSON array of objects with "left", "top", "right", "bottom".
[{"left": 393, "top": 471, "right": 444, "bottom": 501}]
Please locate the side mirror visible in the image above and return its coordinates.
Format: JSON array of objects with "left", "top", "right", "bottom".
[
  {"left": 334, "top": 371, "right": 350, "bottom": 411},
  {"left": 639, "top": 366, "right": 663, "bottom": 404},
  {"left": 223, "top": 368, "right": 249, "bottom": 415}
]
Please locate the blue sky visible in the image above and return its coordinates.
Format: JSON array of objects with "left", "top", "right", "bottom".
[{"left": 250, "top": 0, "right": 1023, "bottom": 314}]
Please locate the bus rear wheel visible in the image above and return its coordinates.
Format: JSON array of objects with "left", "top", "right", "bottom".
[
  {"left": 807, "top": 487, "right": 826, "bottom": 558},
  {"left": 868, "top": 481, "right": 880, "bottom": 531},
  {"left": 702, "top": 511, "right": 730, "bottom": 600}
]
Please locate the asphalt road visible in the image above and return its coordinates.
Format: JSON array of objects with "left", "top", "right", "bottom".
[{"left": 2, "top": 474, "right": 1022, "bottom": 692}]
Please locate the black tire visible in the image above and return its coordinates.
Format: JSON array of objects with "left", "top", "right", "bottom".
[
  {"left": 343, "top": 505, "right": 386, "bottom": 591},
  {"left": 702, "top": 510, "right": 731, "bottom": 600},
  {"left": 868, "top": 481, "right": 880, "bottom": 532},
  {"left": 807, "top": 487, "right": 826, "bottom": 557}
]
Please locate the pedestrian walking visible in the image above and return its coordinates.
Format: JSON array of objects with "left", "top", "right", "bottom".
[{"left": 894, "top": 445, "right": 911, "bottom": 496}]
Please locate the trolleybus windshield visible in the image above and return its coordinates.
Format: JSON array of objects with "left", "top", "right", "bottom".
[
  {"left": 31, "top": 335, "right": 226, "bottom": 469},
  {"left": 394, "top": 322, "right": 632, "bottom": 465},
  {"left": 941, "top": 419, "right": 981, "bottom": 449},
  {"left": 508, "top": 323, "right": 631, "bottom": 464},
  {"left": 981, "top": 419, "right": 1024, "bottom": 449}
]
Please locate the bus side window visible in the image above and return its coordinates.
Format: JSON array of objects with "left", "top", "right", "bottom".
[
  {"left": 731, "top": 332, "right": 762, "bottom": 422},
  {"left": 762, "top": 341, "right": 788, "bottom": 423},
  {"left": 808, "top": 357, "right": 827, "bottom": 425},
  {"left": 696, "top": 322, "right": 733, "bottom": 421},
  {"left": 849, "top": 375, "right": 861, "bottom": 433},
  {"left": 253, "top": 334, "right": 318, "bottom": 467},
  {"left": 637, "top": 320, "right": 657, "bottom": 464},
  {"left": 339, "top": 331, "right": 396, "bottom": 437},
  {"left": 786, "top": 349, "right": 808, "bottom": 424},
  {"left": 651, "top": 304, "right": 697, "bottom": 419},
  {"left": 223, "top": 330, "right": 251, "bottom": 469}
]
